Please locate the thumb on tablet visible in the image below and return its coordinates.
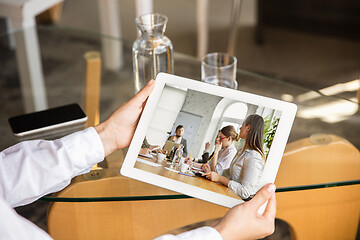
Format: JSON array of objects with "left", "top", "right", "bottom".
[
  {"left": 131, "top": 79, "right": 155, "bottom": 106},
  {"left": 249, "top": 183, "right": 276, "bottom": 217}
]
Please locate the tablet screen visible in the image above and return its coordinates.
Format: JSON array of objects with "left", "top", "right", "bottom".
[{"left": 121, "top": 73, "right": 297, "bottom": 208}]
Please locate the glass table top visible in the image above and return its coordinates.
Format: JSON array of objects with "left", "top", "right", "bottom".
[{"left": 0, "top": 25, "right": 359, "bottom": 202}]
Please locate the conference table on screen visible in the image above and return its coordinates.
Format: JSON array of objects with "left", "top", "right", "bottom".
[{"left": 135, "top": 155, "right": 241, "bottom": 200}]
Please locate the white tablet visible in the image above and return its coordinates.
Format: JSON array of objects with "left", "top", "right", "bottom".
[{"left": 121, "top": 73, "right": 297, "bottom": 208}]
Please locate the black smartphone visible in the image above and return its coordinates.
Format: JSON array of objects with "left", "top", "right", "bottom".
[{"left": 8, "top": 104, "right": 87, "bottom": 137}]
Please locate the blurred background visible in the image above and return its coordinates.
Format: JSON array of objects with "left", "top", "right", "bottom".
[
  {"left": 2, "top": 0, "right": 358, "bottom": 148},
  {"left": 0, "top": 0, "right": 359, "bottom": 239},
  {"left": 55, "top": 0, "right": 360, "bottom": 90}
]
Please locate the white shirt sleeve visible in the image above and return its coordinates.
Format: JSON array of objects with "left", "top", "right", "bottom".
[
  {"left": 215, "top": 146, "right": 237, "bottom": 175},
  {"left": 0, "top": 127, "right": 104, "bottom": 208},
  {"left": 228, "top": 151, "right": 264, "bottom": 199},
  {"left": 0, "top": 198, "right": 52, "bottom": 240},
  {"left": 0, "top": 128, "right": 223, "bottom": 240},
  {"left": 153, "top": 227, "right": 223, "bottom": 240}
]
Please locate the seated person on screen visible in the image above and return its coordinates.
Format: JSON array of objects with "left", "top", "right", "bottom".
[
  {"left": 186, "top": 141, "right": 211, "bottom": 167},
  {"left": 189, "top": 125, "right": 238, "bottom": 175},
  {"left": 168, "top": 125, "right": 187, "bottom": 157},
  {"left": 203, "top": 115, "right": 265, "bottom": 201}
]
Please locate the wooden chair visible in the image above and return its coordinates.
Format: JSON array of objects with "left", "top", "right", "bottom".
[
  {"left": 83, "top": 51, "right": 102, "bottom": 129},
  {"left": 36, "top": 3, "right": 63, "bottom": 24},
  {"left": 47, "top": 151, "right": 228, "bottom": 239},
  {"left": 275, "top": 134, "right": 360, "bottom": 240}
]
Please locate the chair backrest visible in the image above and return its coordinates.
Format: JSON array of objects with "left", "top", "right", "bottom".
[
  {"left": 36, "top": 2, "right": 63, "bottom": 24},
  {"left": 47, "top": 151, "right": 228, "bottom": 239},
  {"left": 275, "top": 134, "right": 360, "bottom": 240},
  {"left": 83, "top": 51, "right": 101, "bottom": 128}
]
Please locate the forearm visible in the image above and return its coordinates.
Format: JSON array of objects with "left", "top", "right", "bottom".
[{"left": 94, "top": 121, "right": 118, "bottom": 156}]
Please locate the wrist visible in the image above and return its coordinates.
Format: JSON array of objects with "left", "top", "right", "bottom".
[
  {"left": 219, "top": 175, "right": 229, "bottom": 186},
  {"left": 214, "top": 223, "right": 239, "bottom": 240},
  {"left": 94, "top": 121, "right": 117, "bottom": 156}
]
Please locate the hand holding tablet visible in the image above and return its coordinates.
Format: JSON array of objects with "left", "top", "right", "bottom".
[
  {"left": 92, "top": 75, "right": 287, "bottom": 238},
  {"left": 0, "top": 75, "right": 281, "bottom": 240},
  {"left": 121, "top": 73, "right": 297, "bottom": 208}
]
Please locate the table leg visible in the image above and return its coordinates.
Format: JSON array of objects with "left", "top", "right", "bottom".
[
  {"left": 227, "top": 0, "right": 242, "bottom": 56},
  {"left": 98, "top": 0, "right": 124, "bottom": 71},
  {"left": 135, "top": 0, "right": 153, "bottom": 17},
  {"left": 13, "top": 24, "right": 48, "bottom": 112},
  {"left": 196, "top": 0, "right": 209, "bottom": 59},
  {"left": 5, "top": 19, "right": 16, "bottom": 50}
]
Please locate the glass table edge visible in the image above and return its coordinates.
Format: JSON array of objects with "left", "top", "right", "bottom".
[{"left": 40, "top": 179, "right": 360, "bottom": 202}]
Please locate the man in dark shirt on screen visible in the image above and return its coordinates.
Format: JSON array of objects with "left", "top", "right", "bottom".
[{"left": 168, "top": 125, "right": 188, "bottom": 157}]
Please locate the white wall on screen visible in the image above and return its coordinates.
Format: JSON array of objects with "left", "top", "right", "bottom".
[
  {"left": 146, "top": 85, "right": 187, "bottom": 146},
  {"left": 179, "top": 89, "right": 222, "bottom": 158},
  {"left": 202, "top": 98, "right": 233, "bottom": 157}
]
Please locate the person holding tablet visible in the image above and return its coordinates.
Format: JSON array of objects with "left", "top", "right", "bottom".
[
  {"left": 190, "top": 125, "right": 238, "bottom": 175},
  {"left": 203, "top": 115, "right": 265, "bottom": 201},
  {"left": 0, "top": 81, "right": 275, "bottom": 240}
]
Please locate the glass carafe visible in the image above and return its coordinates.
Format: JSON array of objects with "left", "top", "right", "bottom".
[{"left": 132, "top": 13, "right": 173, "bottom": 92}]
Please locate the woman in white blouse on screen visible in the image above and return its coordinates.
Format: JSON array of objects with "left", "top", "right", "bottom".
[
  {"left": 208, "top": 125, "right": 240, "bottom": 175},
  {"left": 191, "top": 125, "right": 238, "bottom": 175},
  {"left": 203, "top": 114, "right": 265, "bottom": 201}
]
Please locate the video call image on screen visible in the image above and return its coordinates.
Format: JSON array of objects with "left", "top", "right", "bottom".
[{"left": 135, "top": 84, "right": 282, "bottom": 201}]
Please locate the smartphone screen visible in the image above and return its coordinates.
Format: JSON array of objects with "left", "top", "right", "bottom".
[{"left": 8, "top": 104, "right": 87, "bottom": 136}]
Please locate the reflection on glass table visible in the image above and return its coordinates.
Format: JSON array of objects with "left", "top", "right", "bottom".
[{"left": 0, "top": 26, "right": 359, "bottom": 240}]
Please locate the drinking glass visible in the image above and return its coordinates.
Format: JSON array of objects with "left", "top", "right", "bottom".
[{"left": 201, "top": 52, "right": 237, "bottom": 89}]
